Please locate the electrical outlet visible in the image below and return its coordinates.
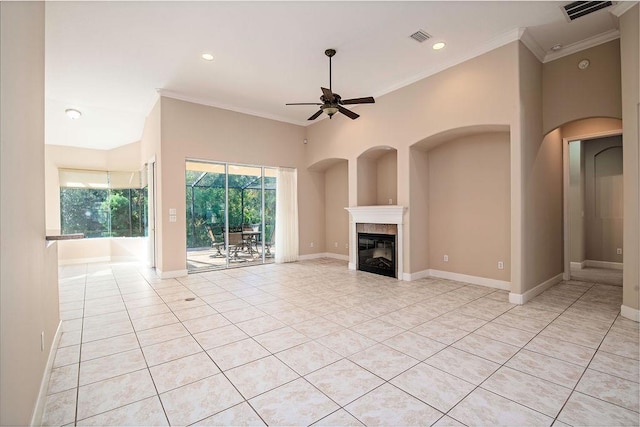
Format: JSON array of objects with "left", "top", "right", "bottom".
[
  {"left": 310, "top": 242, "right": 314, "bottom": 248},
  {"left": 388, "top": 198, "right": 393, "bottom": 205},
  {"left": 334, "top": 242, "right": 338, "bottom": 248},
  {"left": 498, "top": 261, "right": 504, "bottom": 270},
  {"left": 443, "top": 255, "right": 449, "bottom": 262},
  {"left": 345, "top": 243, "right": 348, "bottom": 249},
  {"left": 617, "top": 248, "right": 622, "bottom": 255},
  {"left": 40, "top": 331, "right": 44, "bottom": 351}
]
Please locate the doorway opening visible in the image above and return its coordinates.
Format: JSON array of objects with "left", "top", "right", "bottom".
[{"left": 565, "top": 132, "right": 623, "bottom": 286}]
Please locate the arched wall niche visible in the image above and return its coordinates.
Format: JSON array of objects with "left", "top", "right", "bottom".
[
  {"left": 408, "top": 125, "right": 511, "bottom": 283},
  {"left": 356, "top": 146, "right": 397, "bottom": 206},
  {"left": 411, "top": 124, "right": 510, "bottom": 152},
  {"left": 308, "top": 157, "right": 350, "bottom": 256}
]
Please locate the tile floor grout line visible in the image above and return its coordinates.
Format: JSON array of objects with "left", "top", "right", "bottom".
[
  {"left": 72, "top": 262, "right": 88, "bottom": 426},
  {"left": 47, "top": 261, "right": 635, "bottom": 426}
]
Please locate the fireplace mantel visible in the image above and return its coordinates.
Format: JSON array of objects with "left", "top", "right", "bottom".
[
  {"left": 345, "top": 205, "right": 407, "bottom": 280},
  {"left": 345, "top": 205, "right": 406, "bottom": 225}
]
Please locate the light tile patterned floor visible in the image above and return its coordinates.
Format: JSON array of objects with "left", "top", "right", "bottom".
[{"left": 43, "top": 259, "right": 639, "bottom": 426}]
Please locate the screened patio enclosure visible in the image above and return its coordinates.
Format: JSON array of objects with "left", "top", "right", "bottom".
[{"left": 186, "top": 160, "right": 276, "bottom": 272}]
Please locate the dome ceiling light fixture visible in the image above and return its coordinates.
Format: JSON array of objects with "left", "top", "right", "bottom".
[
  {"left": 201, "top": 53, "right": 214, "bottom": 61},
  {"left": 432, "top": 42, "right": 446, "bottom": 50},
  {"left": 65, "top": 108, "right": 82, "bottom": 119},
  {"left": 578, "top": 59, "right": 590, "bottom": 70}
]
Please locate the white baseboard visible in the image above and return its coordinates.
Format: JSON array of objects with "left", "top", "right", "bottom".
[
  {"left": 621, "top": 305, "right": 640, "bottom": 322},
  {"left": 58, "top": 256, "right": 110, "bottom": 265},
  {"left": 402, "top": 269, "right": 430, "bottom": 281},
  {"left": 584, "top": 260, "right": 623, "bottom": 270},
  {"left": 427, "top": 269, "right": 511, "bottom": 291},
  {"left": 348, "top": 262, "right": 356, "bottom": 270},
  {"left": 58, "top": 255, "right": 142, "bottom": 266},
  {"left": 158, "top": 269, "right": 188, "bottom": 279},
  {"left": 570, "top": 261, "right": 586, "bottom": 270},
  {"left": 324, "top": 252, "right": 349, "bottom": 261},
  {"left": 509, "top": 273, "right": 563, "bottom": 305},
  {"left": 299, "top": 252, "right": 349, "bottom": 262},
  {"left": 31, "top": 321, "right": 62, "bottom": 426}
]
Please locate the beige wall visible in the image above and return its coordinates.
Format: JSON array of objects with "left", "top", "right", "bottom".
[
  {"left": 584, "top": 136, "right": 623, "bottom": 263},
  {"left": 307, "top": 42, "right": 519, "bottom": 275},
  {"left": 376, "top": 151, "right": 397, "bottom": 205},
  {"left": 543, "top": 40, "right": 622, "bottom": 134},
  {"left": 568, "top": 141, "right": 586, "bottom": 263},
  {"left": 149, "top": 97, "right": 320, "bottom": 273},
  {"left": 519, "top": 41, "right": 565, "bottom": 292},
  {"left": 0, "top": 2, "right": 59, "bottom": 424},
  {"left": 324, "top": 160, "right": 349, "bottom": 256},
  {"left": 620, "top": 4, "right": 639, "bottom": 312},
  {"left": 427, "top": 132, "right": 511, "bottom": 281},
  {"left": 356, "top": 156, "right": 377, "bottom": 206},
  {"left": 408, "top": 147, "right": 430, "bottom": 273}
]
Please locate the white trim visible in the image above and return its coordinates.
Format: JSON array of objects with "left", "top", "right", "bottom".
[
  {"left": 519, "top": 28, "right": 546, "bottom": 62},
  {"left": 543, "top": 29, "right": 620, "bottom": 63},
  {"left": 509, "top": 273, "right": 563, "bottom": 305},
  {"left": 570, "top": 261, "right": 586, "bottom": 270},
  {"left": 402, "top": 269, "right": 430, "bottom": 281},
  {"left": 158, "top": 89, "right": 308, "bottom": 127},
  {"left": 345, "top": 206, "right": 407, "bottom": 281},
  {"left": 621, "top": 305, "right": 640, "bottom": 322},
  {"left": 31, "top": 321, "right": 62, "bottom": 426},
  {"left": 158, "top": 269, "right": 188, "bottom": 279},
  {"left": 58, "top": 255, "right": 142, "bottom": 265},
  {"left": 428, "top": 269, "right": 511, "bottom": 291},
  {"left": 584, "top": 260, "right": 624, "bottom": 270},
  {"left": 611, "top": 1, "right": 639, "bottom": 17},
  {"left": 58, "top": 256, "right": 110, "bottom": 265},
  {"left": 298, "top": 252, "right": 349, "bottom": 262}
]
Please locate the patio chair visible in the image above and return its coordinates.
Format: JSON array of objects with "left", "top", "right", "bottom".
[
  {"left": 228, "top": 231, "right": 246, "bottom": 262},
  {"left": 207, "top": 225, "right": 225, "bottom": 258}
]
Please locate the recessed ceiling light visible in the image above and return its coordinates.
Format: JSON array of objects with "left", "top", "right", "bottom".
[
  {"left": 432, "top": 42, "right": 446, "bottom": 50},
  {"left": 201, "top": 53, "right": 214, "bottom": 61},
  {"left": 65, "top": 108, "right": 82, "bottom": 119},
  {"left": 551, "top": 44, "right": 563, "bottom": 52}
]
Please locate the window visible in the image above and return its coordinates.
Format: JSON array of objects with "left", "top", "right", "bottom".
[{"left": 59, "top": 169, "right": 148, "bottom": 238}]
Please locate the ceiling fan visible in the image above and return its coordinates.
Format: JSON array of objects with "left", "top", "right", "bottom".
[{"left": 286, "top": 49, "right": 375, "bottom": 121}]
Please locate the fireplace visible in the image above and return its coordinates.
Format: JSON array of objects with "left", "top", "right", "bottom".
[
  {"left": 358, "top": 233, "right": 396, "bottom": 278},
  {"left": 345, "top": 206, "right": 406, "bottom": 280}
]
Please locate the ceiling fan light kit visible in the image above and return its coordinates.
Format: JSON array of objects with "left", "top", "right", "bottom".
[{"left": 286, "top": 48, "right": 375, "bottom": 121}]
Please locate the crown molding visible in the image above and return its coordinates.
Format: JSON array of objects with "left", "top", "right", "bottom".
[
  {"left": 519, "top": 28, "right": 547, "bottom": 62},
  {"left": 372, "top": 28, "right": 523, "bottom": 99},
  {"left": 156, "top": 89, "right": 308, "bottom": 127},
  {"left": 543, "top": 29, "right": 621, "bottom": 63},
  {"left": 611, "top": 1, "right": 638, "bottom": 17}
]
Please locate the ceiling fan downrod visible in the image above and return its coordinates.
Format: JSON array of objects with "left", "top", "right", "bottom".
[{"left": 325, "top": 49, "right": 336, "bottom": 92}]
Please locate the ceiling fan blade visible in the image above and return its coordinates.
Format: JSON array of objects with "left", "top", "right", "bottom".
[
  {"left": 341, "top": 97, "right": 375, "bottom": 105},
  {"left": 338, "top": 105, "right": 359, "bottom": 120},
  {"left": 308, "top": 109, "right": 323, "bottom": 121},
  {"left": 321, "top": 87, "right": 334, "bottom": 101},
  {"left": 286, "top": 102, "right": 322, "bottom": 106}
]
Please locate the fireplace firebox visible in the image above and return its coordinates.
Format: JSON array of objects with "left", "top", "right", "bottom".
[{"left": 358, "top": 232, "right": 396, "bottom": 278}]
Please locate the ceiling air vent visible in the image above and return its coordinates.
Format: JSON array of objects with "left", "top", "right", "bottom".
[
  {"left": 409, "top": 30, "right": 431, "bottom": 43},
  {"left": 562, "top": 1, "right": 613, "bottom": 21}
]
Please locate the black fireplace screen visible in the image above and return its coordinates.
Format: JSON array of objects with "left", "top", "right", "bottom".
[{"left": 358, "top": 232, "right": 396, "bottom": 278}]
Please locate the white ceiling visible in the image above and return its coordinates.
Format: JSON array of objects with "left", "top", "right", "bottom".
[{"left": 44, "top": 1, "right": 629, "bottom": 150}]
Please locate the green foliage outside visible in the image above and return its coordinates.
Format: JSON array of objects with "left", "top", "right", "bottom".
[
  {"left": 60, "top": 187, "right": 147, "bottom": 238},
  {"left": 185, "top": 170, "right": 276, "bottom": 248}
]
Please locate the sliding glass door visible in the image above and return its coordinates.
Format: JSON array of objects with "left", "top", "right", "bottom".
[{"left": 186, "top": 160, "right": 276, "bottom": 272}]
